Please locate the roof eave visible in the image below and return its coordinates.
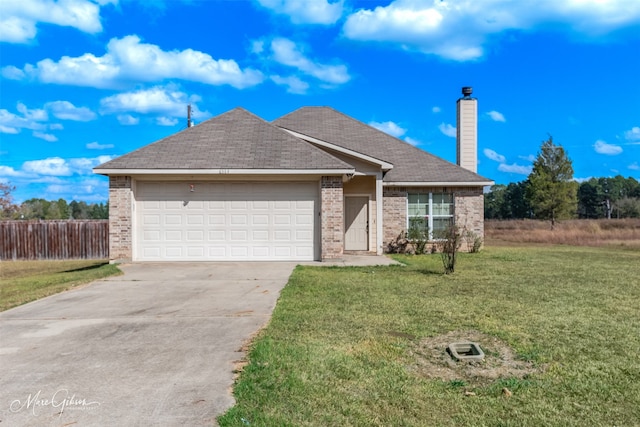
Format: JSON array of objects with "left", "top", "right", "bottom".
[
  {"left": 279, "top": 128, "right": 394, "bottom": 171},
  {"left": 93, "top": 168, "right": 355, "bottom": 176},
  {"left": 383, "top": 181, "right": 495, "bottom": 187}
]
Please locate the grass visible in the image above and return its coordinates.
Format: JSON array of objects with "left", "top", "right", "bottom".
[
  {"left": 219, "top": 245, "right": 640, "bottom": 426},
  {"left": 486, "top": 218, "right": 640, "bottom": 249},
  {"left": 0, "top": 259, "right": 122, "bottom": 311}
]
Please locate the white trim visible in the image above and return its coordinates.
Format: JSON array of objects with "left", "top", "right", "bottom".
[
  {"left": 376, "top": 172, "right": 383, "bottom": 255},
  {"left": 95, "top": 168, "right": 354, "bottom": 176},
  {"left": 280, "top": 129, "right": 394, "bottom": 170},
  {"left": 384, "top": 181, "right": 493, "bottom": 187}
]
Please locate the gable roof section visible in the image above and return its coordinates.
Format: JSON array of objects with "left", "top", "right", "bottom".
[
  {"left": 274, "top": 107, "right": 493, "bottom": 184},
  {"left": 95, "top": 107, "right": 353, "bottom": 174}
]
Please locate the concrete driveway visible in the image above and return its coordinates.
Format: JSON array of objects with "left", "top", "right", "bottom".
[{"left": 0, "top": 262, "right": 297, "bottom": 426}]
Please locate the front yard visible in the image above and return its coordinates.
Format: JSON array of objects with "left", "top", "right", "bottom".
[
  {"left": 0, "top": 259, "right": 121, "bottom": 311},
  {"left": 219, "top": 245, "right": 640, "bottom": 426}
]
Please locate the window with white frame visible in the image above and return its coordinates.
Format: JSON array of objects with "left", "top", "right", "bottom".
[{"left": 407, "top": 193, "right": 454, "bottom": 239}]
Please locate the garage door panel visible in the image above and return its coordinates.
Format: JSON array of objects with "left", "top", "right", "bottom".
[
  {"left": 274, "top": 230, "right": 291, "bottom": 240},
  {"left": 209, "top": 230, "right": 226, "bottom": 240},
  {"left": 165, "top": 215, "right": 181, "bottom": 225},
  {"left": 165, "top": 247, "right": 183, "bottom": 257},
  {"left": 136, "top": 181, "right": 317, "bottom": 261},
  {"left": 252, "top": 230, "right": 269, "bottom": 241},
  {"left": 143, "top": 214, "right": 160, "bottom": 225},
  {"left": 165, "top": 230, "right": 182, "bottom": 241},
  {"left": 231, "top": 215, "right": 247, "bottom": 225},
  {"left": 186, "top": 215, "right": 204, "bottom": 225},
  {"left": 208, "top": 215, "right": 225, "bottom": 225}
]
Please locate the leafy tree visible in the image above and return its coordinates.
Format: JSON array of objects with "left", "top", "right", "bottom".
[
  {"left": 484, "top": 184, "right": 506, "bottom": 219},
  {"left": 505, "top": 181, "right": 531, "bottom": 219},
  {"left": 617, "top": 197, "right": 640, "bottom": 218},
  {"left": 578, "top": 178, "right": 604, "bottom": 219},
  {"left": 525, "top": 136, "right": 578, "bottom": 228},
  {"left": 0, "top": 182, "right": 17, "bottom": 219},
  {"left": 484, "top": 181, "right": 532, "bottom": 219},
  {"left": 90, "top": 202, "right": 109, "bottom": 219}
]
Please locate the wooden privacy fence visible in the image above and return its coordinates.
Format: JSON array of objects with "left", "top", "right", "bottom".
[{"left": 0, "top": 220, "right": 109, "bottom": 260}]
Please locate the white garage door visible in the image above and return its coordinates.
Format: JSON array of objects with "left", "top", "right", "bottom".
[{"left": 135, "top": 181, "right": 318, "bottom": 261}]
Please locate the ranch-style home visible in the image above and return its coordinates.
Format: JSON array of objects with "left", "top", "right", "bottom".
[{"left": 94, "top": 88, "right": 493, "bottom": 262}]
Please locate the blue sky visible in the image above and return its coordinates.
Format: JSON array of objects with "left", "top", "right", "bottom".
[{"left": 1, "top": 0, "right": 639, "bottom": 204}]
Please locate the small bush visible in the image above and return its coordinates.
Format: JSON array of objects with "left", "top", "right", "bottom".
[
  {"left": 436, "top": 225, "right": 463, "bottom": 274},
  {"left": 464, "top": 229, "right": 483, "bottom": 253}
]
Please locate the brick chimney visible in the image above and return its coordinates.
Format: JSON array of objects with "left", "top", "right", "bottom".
[{"left": 456, "top": 87, "right": 477, "bottom": 173}]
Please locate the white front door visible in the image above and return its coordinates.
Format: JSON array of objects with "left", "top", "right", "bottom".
[{"left": 345, "top": 196, "right": 368, "bottom": 251}]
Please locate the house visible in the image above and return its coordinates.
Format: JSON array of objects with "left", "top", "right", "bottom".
[{"left": 94, "top": 88, "right": 493, "bottom": 262}]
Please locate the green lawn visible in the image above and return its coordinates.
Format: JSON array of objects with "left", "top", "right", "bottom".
[
  {"left": 219, "top": 245, "right": 640, "bottom": 426},
  {"left": 0, "top": 259, "right": 121, "bottom": 311}
]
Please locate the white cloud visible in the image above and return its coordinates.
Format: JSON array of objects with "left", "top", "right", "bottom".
[
  {"left": 624, "top": 126, "right": 640, "bottom": 141},
  {"left": 117, "top": 114, "right": 139, "bottom": 125},
  {"left": 4, "top": 35, "right": 264, "bottom": 89},
  {"left": 100, "top": 85, "right": 208, "bottom": 120},
  {"left": 432, "top": 106, "right": 441, "bottom": 113},
  {"left": 0, "top": 108, "right": 46, "bottom": 133},
  {"left": 0, "top": 101, "right": 94, "bottom": 137},
  {"left": 23, "top": 157, "right": 70, "bottom": 175},
  {"left": 86, "top": 141, "right": 114, "bottom": 150},
  {"left": 483, "top": 148, "right": 506, "bottom": 163},
  {"left": 342, "top": 0, "right": 640, "bottom": 61},
  {"left": 156, "top": 116, "right": 178, "bottom": 126},
  {"left": 404, "top": 136, "right": 420, "bottom": 146},
  {"left": 17, "top": 102, "right": 48, "bottom": 121},
  {"left": 369, "top": 120, "right": 407, "bottom": 138},
  {"left": 0, "top": 0, "right": 109, "bottom": 43},
  {"left": 33, "top": 131, "right": 57, "bottom": 142},
  {"left": 594, "top": 139, "right": 623, "bottom": 155},
  {"left": 498, "top": 162, "right": 532, "bottom": 175},
  {"left": 256, "top": 0, "right": 344, "bottom": 24},
  {"left": 487, "top": 110, "right": 506, "bottom": 122},
  {"left": 270, "top": 38, "right": 350, "bottom": 85},
  {"left": 518, "top": 154, "right": 536, "bottom": 162},
  {"left": 271, "top": 75, "right": 310, "bottom": 94},
  {"left": 629, "top": 162, "right": 640, "bottom": 171},
  {"left": 46, "top": 101, "right": 96, "bottom": 121},
  {"left": 0, "top": 165, "right": 25, "bottom": 177},
  {"left": 438, "top": 122, "right": 456, "bottom": 138}
]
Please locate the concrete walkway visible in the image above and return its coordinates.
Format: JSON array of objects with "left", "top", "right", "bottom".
[{"left": 0, "top": 256, "right": 397, "bottom": 426}]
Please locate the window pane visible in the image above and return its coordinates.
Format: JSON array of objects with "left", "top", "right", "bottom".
[
  {"left": 433, "top": 193, "right": 453, "bottom": 215},
  {"left": 408, "top": 194, "right": 427, "bottom": 216},
  {"left": 433, "top": 217, "right": 453, "bottom": 234}
]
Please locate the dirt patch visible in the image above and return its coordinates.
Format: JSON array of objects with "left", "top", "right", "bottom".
[{"left": 408, "top": 330, "right": 542, "bottom": 384}]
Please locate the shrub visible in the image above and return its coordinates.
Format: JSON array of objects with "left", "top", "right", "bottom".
[{"left": 436, "top": 225, "right": 463, "bottom": 274}]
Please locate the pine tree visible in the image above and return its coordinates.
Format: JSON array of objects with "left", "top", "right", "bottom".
[{"left": 525, "top": 136, "right": 578, "bottom": 228}]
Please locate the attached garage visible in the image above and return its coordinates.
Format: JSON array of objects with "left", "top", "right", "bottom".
[{"left": 135, "top": 181, "right": 319, "bottom": 261}]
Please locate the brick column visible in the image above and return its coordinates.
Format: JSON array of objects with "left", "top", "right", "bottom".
[
  {"left": 454, "top": 188, "right": 484, "bottom": 250},
  {"left": 320, "top": 176, "right": 343, "bottom": 259},
  {"left": 382, "top": 186, "right": 407, "bottom": 249},
  {"left": 109, "top": 176, "right": 132, "bottom": 263}
]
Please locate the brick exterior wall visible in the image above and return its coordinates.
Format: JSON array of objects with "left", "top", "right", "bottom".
[
  {"left": 321, "top": 176, "right": 344, "bottom": 259},
  {"left": 382, "top": 186, "right": 485, "bottom": 253},
  {"left": 108, "top": 176, "right": 132, "bottom": 262},
  {"left": 454, "top": 188, "right": 485, "bottom": 245},
  {"left": 383, "top": 187, "right": 407, "bottom": 249}
]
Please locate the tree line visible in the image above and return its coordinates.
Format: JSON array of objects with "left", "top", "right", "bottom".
[
  {"left": 0, "top": 185, "right": 108, "bottom": 220},
  {"left": 485, "top": 137, "right": 640, "bottom": 221}
]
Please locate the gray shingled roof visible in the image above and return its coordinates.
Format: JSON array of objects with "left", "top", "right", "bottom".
[
  {"left": 95, "top": 107, "right": 353, "bottom": 171},
  {"left": 274, "top": 107, "right": 492, "bottom": 183}
]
